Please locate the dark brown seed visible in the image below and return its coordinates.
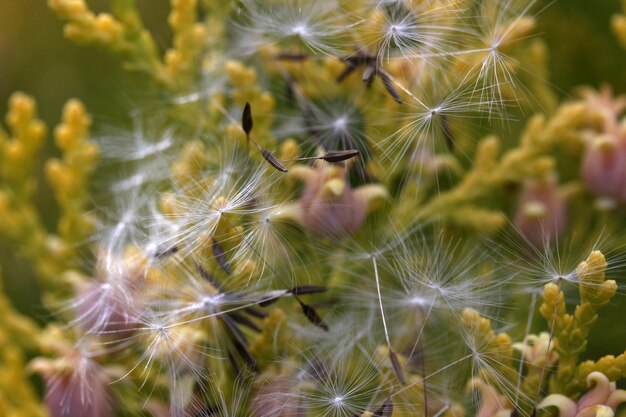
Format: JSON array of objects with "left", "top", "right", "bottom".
[
  {"left": 336, "top": 62, "right": 358, "bottom": 83},
  {"left": 224, "top": 318, "right": 259, "bottom": 372},
  {"left": 322, "top": 149, "right": 360, "bottom": 163},
  {"left": 276, "top": 52, "right": 309, "bottom": 61},
  {"left": 389, "top": 349, "right": 406, "bottom": 384},
  {"left": 242, "top": 102, "right": 253, "bottom": 135},
  {"left": 228, "top": 312, "right": 261, "bottom": 332},
  {"left": 363, "top": 65, "right": 377, "bottom": 87},
  {"left": 373, "top": 398, "right": 394, "bottom": 417},
  {"left": 298, "top": 300, "right": 329, "bottom": 331},
  {"left": 196, "top": 263, "right": 223, "bottom": 290},
  {"left": 211, "top": 240, "right": 232, "bottom": 275},
  {"left": 227, "top": 350, "right": 242, "bottom": 377},
  {"left": 261, "top": 149, "right": 288, "bottom": 172},
  {"left": 232, "top": 340, "right": 259, "bottom": 373},
  {"left": 244, "top": 307, "right": 267, "bottom": 319},
  {"left": 258, "top": 295, "right": 282, "bottom": 307},
  {"left": 289, "top": 285, "right": 327, "bottom": 295},
  {"left": 378, "top": 70, "right": 402, "bottom": 104},
  {"left": 440, "top": 114, "right": 454, "bottom": 151}
]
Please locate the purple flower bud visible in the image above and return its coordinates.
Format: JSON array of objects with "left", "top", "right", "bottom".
[
  {"left": 581, "top": 134, "right": 626, "bottom": 206},
  {"left": 300, "top": 164, "right": 367, "bottom": 238},
  {"left": 514, "top": 175, "right": 567, "bottom": 247},
  {"left": 34, "top": 354, "right": 114, "bottom": 417}
]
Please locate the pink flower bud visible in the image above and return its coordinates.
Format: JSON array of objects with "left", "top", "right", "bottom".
[
  {"left": 33, "top": 354, "right": 114, "bottom": 417},
  {"left": 539, "top": 372, "right": 626, "bottom": 417},
  {"left": 514, "top": 175, "right": 567, "bottom": 247},
  {"left": 300, "top": 164, "right": 367, "bottom": 238},
  {"left": 581, "top": 134, "right": 626, "bottom": 206}
]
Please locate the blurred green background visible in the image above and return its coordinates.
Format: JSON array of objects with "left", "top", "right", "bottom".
[{"left": 0, "top": 0, "right": 624, "bottom": 356}]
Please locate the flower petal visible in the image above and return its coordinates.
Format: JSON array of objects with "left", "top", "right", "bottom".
[
  {"left": 578, "top": 372, "right": 612, "bottom": 409},
  {"left": 538, "top": 394, "right": 577, "bottom": 417}
]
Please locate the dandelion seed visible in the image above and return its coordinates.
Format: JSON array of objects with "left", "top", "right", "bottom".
[
  {"left": 240, "top": 103, "right": 288, "bottom": 172},
  {"left": 275, "top": 347, "right": 391, "bottom": 417},
  {"left": 232, "top": 0, "right": 351, "bottom": 57},
  {"left": 377, "top": 80, "right": 494, "bottom": 167},
  {"left": 462, "top": 0, "right": 541, "bottom": 117}
]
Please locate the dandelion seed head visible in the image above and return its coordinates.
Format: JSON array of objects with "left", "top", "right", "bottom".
[{"left": 231, "top": 0, "right": 348, "bottom": 57}]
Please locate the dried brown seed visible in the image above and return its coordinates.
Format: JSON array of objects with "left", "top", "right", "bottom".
[
  {"left": 261, "top": 149, "right": 288, "bottom": 172},
  {"left": 298, "top": 300, "right": 329, "bottom": 331},
  {"left": 389, "top": 349, "right": 406, "bottom": 384},
  {"left": 322, "top": 149, "right": 360, "bottom": 163},
  {"left": 242, "top": 102, "right": 253, "bottom": 135}
]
